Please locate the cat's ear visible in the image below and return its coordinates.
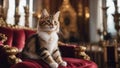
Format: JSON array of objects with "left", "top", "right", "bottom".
[
  {"left": 54, "top": 11, "right": 60, "bottom": 33},
  {"left": 54, "top": 11, "right": 60, "bottom": 20},
  {"left": 41, "top": 9, "right": 49, "bottom": 18}
]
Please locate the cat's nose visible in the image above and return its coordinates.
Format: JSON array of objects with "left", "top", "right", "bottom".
[
  {"left": 49, "top": 23, "right": 54, "bottom": 28},
  {"left": 50, "top": 24, "right": 54, "bottom": 28}
]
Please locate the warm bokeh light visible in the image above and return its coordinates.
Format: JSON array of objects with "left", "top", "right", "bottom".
[
  {"left": 37, "top": 14, "right": 41, "bottom": 18},
  {"left": 85, "top": 12, "right": 90, "bottom": 19}
]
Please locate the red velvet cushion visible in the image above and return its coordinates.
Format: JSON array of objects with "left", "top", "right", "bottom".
[
  {"left": 0, "top": 46, "right": 11, "bottom": 68},
  {"left": 63, "top": 58, "right": 97, "bottom": 68},
  {"left": 0, "top": 41, "right": 2, "bottom": 45},
  {"left": 59, "top": 45, "right": 76, "bottom": 58},
  {"left": 11, "top": 58, "right": 98, "bottom": 68},
  {"left": 24, "top": 29, "right": 36, "bottom": 41},
  {"left": 0, "top": 27, "right": 13, "bottom": 46},
  {"left": 11, "top": 61, "right": 42, "bottom": 68},
  {"left": 12, "top": 29, "right": 25, "bottom": 50}
]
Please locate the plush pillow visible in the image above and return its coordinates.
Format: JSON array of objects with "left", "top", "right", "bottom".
[
  {"left": 59, "top": 45, "right": 76, "bottom": 58},
  {"left": 10, "top": 58, "right": 98, "bottom": 68},
  {"left": 0, "top": 27, "right": 13, "bottom": 46},
  {"left": 12, "top": 29, "right": 25, "bottom": 51},
  {"left": 0, "top": 41, "right": 2, "bottom": 45},
  {"left": 24, "top": 29, "right": 36, "bottom": 41},
  {"left": 10, "top": 60, "right": 43, "bottom": 68},
  {"left": 0, "top": 46, "right": 11, "bottom": 68}
]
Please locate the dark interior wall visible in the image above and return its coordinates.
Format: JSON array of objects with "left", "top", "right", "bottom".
[
  {"left": 50, "top": 0, "right": 62, "bottom": 13},
  {"left": 0, "top": 0, "right": 3, "bottom": 5},
  {"left": 50, "top": 0, "right": 79, "bottom": 13},
  {"left": 49, "top": 0, "right": 90, "bottom": 43}
]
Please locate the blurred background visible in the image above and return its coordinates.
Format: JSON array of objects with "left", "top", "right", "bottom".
[{"left": 0, "top": 0, "right": 120, "bottom": 68}]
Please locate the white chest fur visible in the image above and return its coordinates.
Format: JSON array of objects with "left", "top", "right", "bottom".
[{"left": 38, "top": 31, "right": 58, "bottom": 53}]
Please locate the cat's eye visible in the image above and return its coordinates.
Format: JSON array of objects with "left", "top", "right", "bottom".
[
  {"left": 39, "top": 21, "right": 45, "bottom": 26},
  {"left": 46, "top": 20, "right": 50, "bottom": 23},
  {"left": 39, "top": 23, "right": 43, "bottom": 26},
  {"left": 54, "top": 21, "right": 57, "bottom": 25}
]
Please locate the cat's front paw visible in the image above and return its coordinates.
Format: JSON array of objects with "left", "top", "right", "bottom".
[
  {"left": 59, "top": 61, "right": 67, "bottom": 67},
  {"left": 49, "top": 62, "right": 58, "bottom": 68}
]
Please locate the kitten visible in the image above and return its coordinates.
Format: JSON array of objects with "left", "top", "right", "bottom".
[{"left": 22, "top": 9, "right": 67, "bottom": 68}]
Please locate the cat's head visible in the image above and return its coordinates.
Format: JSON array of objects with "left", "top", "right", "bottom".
[{"left": 37, "top": 9, "right": 60, "bottom": 33}]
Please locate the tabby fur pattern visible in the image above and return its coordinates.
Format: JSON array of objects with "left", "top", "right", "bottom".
[{"left": 22, "top": 9, "right": 67, "bottom": 68}]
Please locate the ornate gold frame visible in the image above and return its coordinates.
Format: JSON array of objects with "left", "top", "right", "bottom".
[{"left": 59, "top": 0, "right": 78, "bottom": 41}]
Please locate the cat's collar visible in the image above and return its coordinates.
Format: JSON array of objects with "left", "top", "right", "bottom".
[
  {"left": 46, "top": 31, "right": 52, "bottom": 35},
  {"left": 38, "top": 31, "right": 56, "bottom": 35}
]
